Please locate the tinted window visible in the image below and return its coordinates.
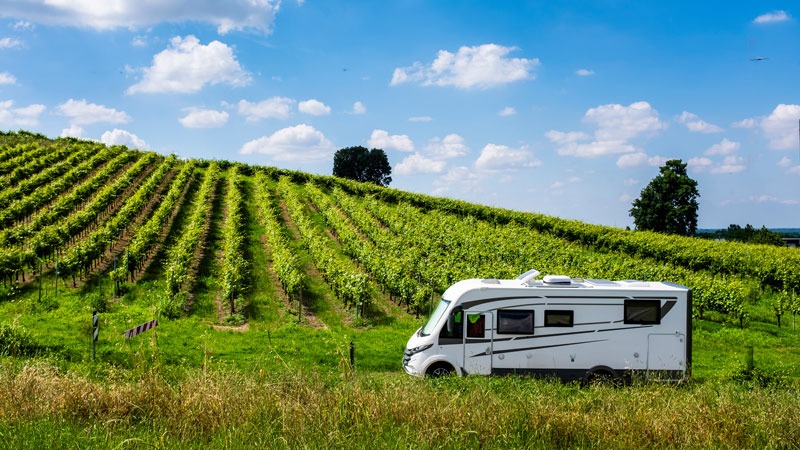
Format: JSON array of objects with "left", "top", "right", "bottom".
[
  {"left": 624, "top": 300, "right": 661, "bottom": 324},
  {"left": 497, "top": 310, "right": 534, "bottom": 334},
  {"left": 466, "top": 314, "right": 485, "bottom": 338},
  {"left": 545, "top": 310, "right": 574, "bottom": 327}
]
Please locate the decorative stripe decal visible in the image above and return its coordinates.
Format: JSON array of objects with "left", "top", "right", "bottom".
[
  {"left": 660, "top": 300, "right": 677, "bottom": 319},
  {"left": 469, "top": 339, "right": 608, "bottom": 357}
]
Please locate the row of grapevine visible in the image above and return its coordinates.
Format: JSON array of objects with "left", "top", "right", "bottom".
[
  {"left": 25, "top": 153, "right": 158, "bottom": 262},
  {"left": 0, "top": 142, "right": 96, "bottom": 211},
  {"left": 253, "top": 172, "right": 306, "bottom": 303},
  {"left": 0, "top": 150, "right": 139, "bottom": 248},
  {"left": 111, "top": 161, "right": 196, "bottom": 283},
  {"left": 306, "top": 183, "right": 432, "bottom": 314},
  {"left": 277, "top": 177, "right": 369, "bottom": 314},
  {"left": 0, "top": 143, "right": 36, "bottom": 173},
  {"left": 0, "top": 144, "right": 121, "bottom": 229},
  {"left": 0, "top": 142, "right": 81, "bottom": 192},
  {"left": 56, "top": 156, "right": 177, "bottom": 283},
  {"left": 0, "top": 152, "right": 153, "bottom": 284},
  {"left": 0, "top": 142, "right": 53, "bottom": 176},
  {"left": 219, "top": 166, "right": 250, "bottom": 317},
  {"left": 162, "top": 163, "right": 220, "bottom": 315}
]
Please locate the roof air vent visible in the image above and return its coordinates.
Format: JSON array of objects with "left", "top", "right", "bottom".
[
  {"left": 543, "top": 275, "right": 571, "bottom": 285},
  {"left": 516, "top": 269, "right": 540, "bottom": 285}
]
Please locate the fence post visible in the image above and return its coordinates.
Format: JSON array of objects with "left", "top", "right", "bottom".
[
  {"left": 349, "top": 341, "right": 355, "bottom": 372},
  {"left": 92, "top": 310, "right": 98, "bottom": 361}
]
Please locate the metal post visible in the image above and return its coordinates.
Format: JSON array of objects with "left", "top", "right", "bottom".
[
  {"left": 92, "top": 310, "right": 99, "bottom": 361},
  {"left": 113, "top": 255, "right": 117, "bottom": 298},
  {"left": 349, "top": 341, "right": 355, "bottom": 371}
]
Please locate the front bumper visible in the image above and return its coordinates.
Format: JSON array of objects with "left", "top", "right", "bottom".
[{"left": 402, "top": 349, "right": 424, "bottom": 377}]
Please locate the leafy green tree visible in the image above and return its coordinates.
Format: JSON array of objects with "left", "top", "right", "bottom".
[
  {"left": 332, "top": 146, "right": 392, "bottom": 187},
  {"left": 629, "top": 159, "right": 699, "bottom": 236}
]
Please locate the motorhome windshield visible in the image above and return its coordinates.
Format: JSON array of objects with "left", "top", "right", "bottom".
[{"left": 421, "top": 299, "right": 451, "bottom": 336}]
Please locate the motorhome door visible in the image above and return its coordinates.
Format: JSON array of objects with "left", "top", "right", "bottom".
[
  {"left": 463, "top": 312, "right": 493, "bottom": 375},
  {"left": 647, "top": 333, "right": 686, "bottom": 379}
]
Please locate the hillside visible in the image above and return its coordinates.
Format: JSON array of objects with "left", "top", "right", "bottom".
[
  {"left": 2, "top": 131, "right": 800, "bottom": 448},
  {"left": 0, "top": 131, "right": 799, "bottom": 376}
]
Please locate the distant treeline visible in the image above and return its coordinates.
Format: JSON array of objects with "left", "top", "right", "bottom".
[{"left": 696, "top": 224, "right": 792, "bottom": 246}]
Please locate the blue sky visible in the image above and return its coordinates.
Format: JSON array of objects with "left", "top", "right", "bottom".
[{"left": 0, "top": 1, "right": 798, "bottom": 228}]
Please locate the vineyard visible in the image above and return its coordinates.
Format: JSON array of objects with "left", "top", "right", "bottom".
[{"left": 0, "top": 131, "right": 799, "bottom": 376}]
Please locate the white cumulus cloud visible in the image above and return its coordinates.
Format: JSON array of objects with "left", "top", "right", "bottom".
[
  {"left": 57, "top": 99, "right": 130, "bottom": 125},
  {"left": 60, "top": 125, "right": 84, "bottom": 138},
  {"left": 474, "top": 143, "right": 540, "bottom": 170},
  {"left": 711, "top": 156, "right": 747, "bottom": 174},
  {"left": 350, "top": 101, "right": 366, "bottom": 115},
  {"left": 617, "top": 152, "right": 667, "bottom": 168},
  {"left": 753, "top": 10, "right": 791, "bottom": 24},
  {"left": 687, "top": 156, "right": 713, "bottom": 172},
  {"left": 0, "top": 37, "right": 23, "bottom": 49},
  {"left": 432, "top": 166, "right": 485, "bottom": 196},
  {"left": 0, "top": 72, "right": 15, "bottom": 85},
  {"left": 761, "top": 104, "right": 800, "bottom": 150},
  {"left": 499, "top": 106, "right": 517, "bottom": 117},
  {"left": 425, "top": 134, "right": 469, "bottom": 159},
  {"left": 408, "top": 116, "right": 432, "bottom": 122},
  {"left": 179, "top": 107, "right": 229, "bottom": 128},
  {"left": 0, "top": 0, "right": 280, "bottom": 34},
  {"left": 705, "top": 138, "right": 740, "bottom": 156},
  {"left": 101, "top": 129, "right": 148, "bottom": 149},
  {"left": 127, "top": 35, "right": 250, "bottom": 94},
  {"left": 298, "top": 99, "right": 331, "bottom": 116},
  {"left": 391, "top": 43, "right": 539, "bottom": 89},
  {"left": 367, "top": 129, "right": 414, "bottom": 152},
  {"left": 676, "top": 111, "right": 723, "bottom": 133},
  {"left": 11, "top": 21, "right": 33, "bottom": 30},
  {"left": 395, "top": 153, "right": 446, "bottom": 175},
  {"left": 0, "top": 100, "right": 46, "bottom": 127},
  {"left": 732, "top": 118, "right": 757, "bottom": 128},
  {"left": 576, "top": 68, "right": 595, "bottom": 76},
  {"left": 239, "top": 124, "right": 334, "bottom": 162},
  {"left": 237, "top": 97, "right": 295, "bottom": 121},
  {"left": 585, "top": 101, "right": 666, "bottom": 142},
  {"left": 548, "top": 101, "right": 665, "bottom": 157}
]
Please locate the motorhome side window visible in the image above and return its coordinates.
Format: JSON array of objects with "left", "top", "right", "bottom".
[
  {"left": 624, "top": 299, "right": 661, "bottom": 325},
  {"left": 440, "top": 309, "right": 463, "bottom": 339},
  {"left": 466, "top": 314, "right": 485, "bottom": 338},
  {"left": 544, "top": 310, "right": 574, "bottom": 327},
  {"left": 497, "top": 310, "right": 534, "bottom": 334}
]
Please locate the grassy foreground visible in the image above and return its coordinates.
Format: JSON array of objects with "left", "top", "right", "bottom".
[{"left": 1, "top": 359, "right": 799, "bottom": 449}]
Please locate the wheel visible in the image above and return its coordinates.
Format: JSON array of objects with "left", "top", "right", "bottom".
[
  {"left": 582, "top": 366, "right": 621, "bottom": 387},
  {"left": 426, "top": 363, "right": 455, "bottom": 378}
]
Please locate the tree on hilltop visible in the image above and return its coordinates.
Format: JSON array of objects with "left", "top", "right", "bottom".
[
  {"left": 629, "top": 159, "right": 699, "bottom": 236},
  {"left": 332, "top": 146, "right": 392, "bottom": 187}
]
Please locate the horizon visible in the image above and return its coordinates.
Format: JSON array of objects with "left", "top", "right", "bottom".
[{"left": 0, "top": 1, "right": 798, "bottom": 228}]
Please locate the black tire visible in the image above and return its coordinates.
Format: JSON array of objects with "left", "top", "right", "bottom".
[
  {"left": 582, "top": 366, "right": 621, "bottom": 387},
  {"left": 426, "top": 363, "right": 455, "bottom": 378}
]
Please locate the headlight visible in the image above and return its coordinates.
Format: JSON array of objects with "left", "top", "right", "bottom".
[{"left": 407, "top": 344, "right": 432, "bottom": 355}]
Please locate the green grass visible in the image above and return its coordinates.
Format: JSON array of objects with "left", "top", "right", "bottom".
[{"left": 0, "top": 359, "right": 798, "bottom": 449}]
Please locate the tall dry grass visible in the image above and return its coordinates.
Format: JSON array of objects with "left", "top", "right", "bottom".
[{"left": 0, "top": 359, "right": 798, "bottom": 449}]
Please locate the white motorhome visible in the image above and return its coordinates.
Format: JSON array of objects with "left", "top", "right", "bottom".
[{"left": 403, "top": 270, "right": 691, "bottom": 383}]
